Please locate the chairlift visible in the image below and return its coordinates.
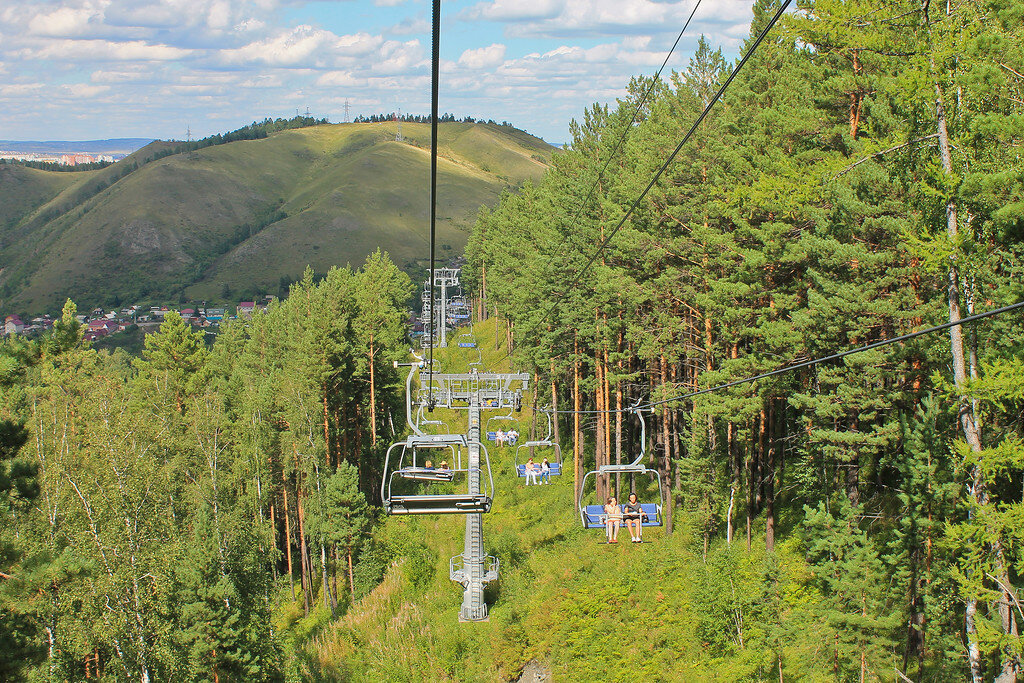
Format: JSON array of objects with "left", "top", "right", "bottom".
[
  {"left": 486, "top": 405, "right": 521, "bottom": 445},
  {"left": 514, "top": 409, "right": 563, "bottom": 478},
  {"left": 457, "top": 333, "right": 478, "bottom": 349},
  {"left": 415, "top": 405, "right": 451, "bottom": 434},
  {"left": 382, "top": 433, "right": 494, "bottom": 515},
  {"left": 577, "top": 406, "right": 663, "bottom": 530}
]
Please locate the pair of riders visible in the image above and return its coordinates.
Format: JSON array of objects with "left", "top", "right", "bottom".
[
  {"left": 603, "top": 493, "right": 647, "bottom": 543},
  {"left": 523, "top": 457, "right": 550, "bottom": 485},
  {"left": 496, "top": 429, "right": 519, "bottom": 446}
]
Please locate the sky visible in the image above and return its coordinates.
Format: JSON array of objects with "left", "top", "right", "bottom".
[{"left": 0, "top": 0, "right": 759, "bottom": 144}]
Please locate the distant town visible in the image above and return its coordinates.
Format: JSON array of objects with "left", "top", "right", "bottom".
[
  {"left": 2, "top": 296, "right": 278, "bottom": 342},
  {"left": 0, "top": 151, "right": 123, "bottom": 165}
]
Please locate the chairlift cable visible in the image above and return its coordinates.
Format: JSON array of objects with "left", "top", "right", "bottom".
[
  {"left": 535, "top": 0, "right": 792, "bottom": 329},
  {"left": 560, "top": 0, "right": 706, "bottom": 246},
  {"left": 535, "top": 300, "right": 1024, "bottom": 416},
  {"left": 427, "top": 0, "right": 441, "bottom": 406},
  {"left": 490, "top": 0, "right": 792, "bottom": 368},
  {"left": 640, "top": 299, "right": 1024, "bottom": 412}
]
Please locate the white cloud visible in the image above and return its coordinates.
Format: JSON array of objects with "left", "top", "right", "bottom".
[
  {"left": 0, "top": 0, "right": 758, "bottom": 145},
  {"left": 221, "top": 25, "right": 331, "bottom": 66},
  {"left": 458, "top": 43, "right": 506, "bottom": 69},
  {"left": 28, "top": 5, "right": 102, "bottom": 37},
  {"left": 0, "top": 83, "right": 44, "bottom": 97},
  {"left": 316, "top": 71, "right": 367, "bottom": 88},
  {"left": 65, "top": 83, "right": 111, "bottom": 97},
  {"left": 465, "top": 0, "right": 565, "bottom": 23},
  {"left": 23, "top": 38, "right": 192, "bottom": 62},
  {"left": 466, "top": 0, "right": 750, "bottom": 40}
]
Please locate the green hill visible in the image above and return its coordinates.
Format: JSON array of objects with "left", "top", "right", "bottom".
[
  {"left": 0, "top": 122, "right": 553, "bottom": 314},
  {"left": 281, "top": 319, "right": 797, "bottom": 681}
]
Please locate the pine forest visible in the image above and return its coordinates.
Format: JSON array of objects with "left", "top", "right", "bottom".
[{"left": 2, "top": 0, "right": 1024, "bottom": 680}]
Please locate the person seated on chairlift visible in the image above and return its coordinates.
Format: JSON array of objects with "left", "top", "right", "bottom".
[
  {"left": 524, "top": 457, "right": 539, "bottom": 486},
  {"left": 438, "top": 460, "right": 449, "bottom": 471},
  {"left": 623, "top": 492, "right": 647, "bottom": 543},
  {"left": 507, "top": 429, "right": 519, "bottom": 445},
  {"left": 424, "top": 460, "right": 434, "bottom": 470},
  {"left": 603, "top": 496, "right": 623, "bottom": 543},
  {"left": 536, "top": 456, "right": 552, "bottom": 483},
  {"left": 496, "top": 429, "right": 505, "bottom": 446}
]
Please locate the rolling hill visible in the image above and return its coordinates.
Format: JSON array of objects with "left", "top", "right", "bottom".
[{"left": 0, "top": 122, "right": 554, "bottom": 314}]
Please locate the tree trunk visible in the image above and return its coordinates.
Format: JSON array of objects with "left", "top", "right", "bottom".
[
  {"left": 931, "top": 46, "right": 992, "bottom": 682},
  {"left": 293, "top": 452, "right": 312, "bottom": 616},
  {"left": 282, "top": 474, "right": 296, "bottom": 601},
  {"left": 348, "top": 549, "right": 356, "bottom": 600},
  {"left": 595, "top": 345, "right": 606, "bottom": 502},
  {"left": 322, "top": 388, "right": 331, "bottom": 469},
  {"left": 369, "top": 336, "right": 377, "bottom": 446},
  {"left": 765, "top": 402, "right": 777, "bottom": 553},
  {"left": 659, "top": 354, "right": 673, "bottom": 535},
  {"left": 573, "top": 335, "right": 582, "bottom": 502},
  {"left": 551, "top": 361, "right": 560, "bottom": 445}
]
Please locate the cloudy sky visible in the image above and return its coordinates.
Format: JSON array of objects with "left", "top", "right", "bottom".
[{"left": 0, "top": 0, "right": 758, "bottom": 144}]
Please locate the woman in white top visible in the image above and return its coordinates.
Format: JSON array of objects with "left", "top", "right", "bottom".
[
  {"left": 603, "top": 497, "right": 623, "bottom": 543},
  {"left": 524, "top": 458, "right": 539, "bottom": 485}
]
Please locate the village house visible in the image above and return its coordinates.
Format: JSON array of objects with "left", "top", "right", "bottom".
[
  {"left": 237, "top": 301, "right": 256, "bottom": 319},
  {"left": 4, "top": 315, "right": 25, "bottom": 336}
]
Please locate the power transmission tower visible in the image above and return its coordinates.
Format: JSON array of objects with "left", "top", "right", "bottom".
[
  {"left": 395, "top": 107, "right": 403, "bottom": 142},
  {"left": 186, "top": 126, "right": 197, "bottom": 161},
  {"left": 343, "top": 99, "right": 351, "bottom": 123}
]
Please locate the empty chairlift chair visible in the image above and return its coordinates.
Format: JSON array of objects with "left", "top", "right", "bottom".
[
  {"left": 577, "top": 407, "right": 663, "bottom": 531},
  {"left": 382, "top": 433, "right": 495, "bottom": 515},
  {"left": 514, "top": 409, "right": 563, "bottom": 479}
]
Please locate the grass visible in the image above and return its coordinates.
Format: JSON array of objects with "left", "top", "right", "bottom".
[{"left": 0, "top": 123, "right": 555, "bottom": 314}]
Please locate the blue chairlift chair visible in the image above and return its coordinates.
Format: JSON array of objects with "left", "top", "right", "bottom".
[
  {"left": 577, "top": 406, "right": 663, "bottom": 532},
  {"left": 514, "top": 409, "right": 563, "bottom": 478}
]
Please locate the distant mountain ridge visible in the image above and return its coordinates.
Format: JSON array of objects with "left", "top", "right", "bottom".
[
  {"left": 0, "top": 122, "right": 554, "bottom": 315},
  {"left": 0, "top": 139, "right": 155, "bottom": 155}
]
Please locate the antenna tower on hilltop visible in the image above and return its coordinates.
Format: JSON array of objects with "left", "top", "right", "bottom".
[
  {"left": 344, "top": 99, "right": 351, "bottom": 123},
  {"left": 186, "top": 126, "right": 198, "bottom": 161},
  {"left": 395, "top": 108, "right": 403, "bottom": 142}
]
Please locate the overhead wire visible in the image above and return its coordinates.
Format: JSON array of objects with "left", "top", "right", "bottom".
[
  {"left": 427, "top": 0, "right": 441, "bottom": 408},
  {"left": 533, "top": 0, "right": 793, "bottom": 328},
  {"left": 537, "top": 300, "right": 1024, "bottom": 416},
  {"left": 488, "top": 0, "right": 791, "bottom": 367},
  {"left": 559, "top": 0, "right": 706, "bottom": 244},
  {"left": 482, "top": 0, "right": 709, "bottom": 366}
]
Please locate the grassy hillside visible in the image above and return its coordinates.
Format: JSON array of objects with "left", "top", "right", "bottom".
[
  {"left": 0, "top": 123, "right": 553, "bottom": 314},
  {"left": 283, "top": 319, "right": 808, "bottom": 682}
]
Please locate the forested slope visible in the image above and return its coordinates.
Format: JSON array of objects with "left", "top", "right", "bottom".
[{"left": 458, "top": 0, "right": 1024, "bottom": 679}]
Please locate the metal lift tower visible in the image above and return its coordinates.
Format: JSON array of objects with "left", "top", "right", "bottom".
[
  {"left": 432, "top": 268, "right": 460, "bottom": 349},
  {"left": 420, "top": 370, "right": 528, "bottom": 621},
  {"left": 420, "top": 268, "right": 461, "bottom": 349}
]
